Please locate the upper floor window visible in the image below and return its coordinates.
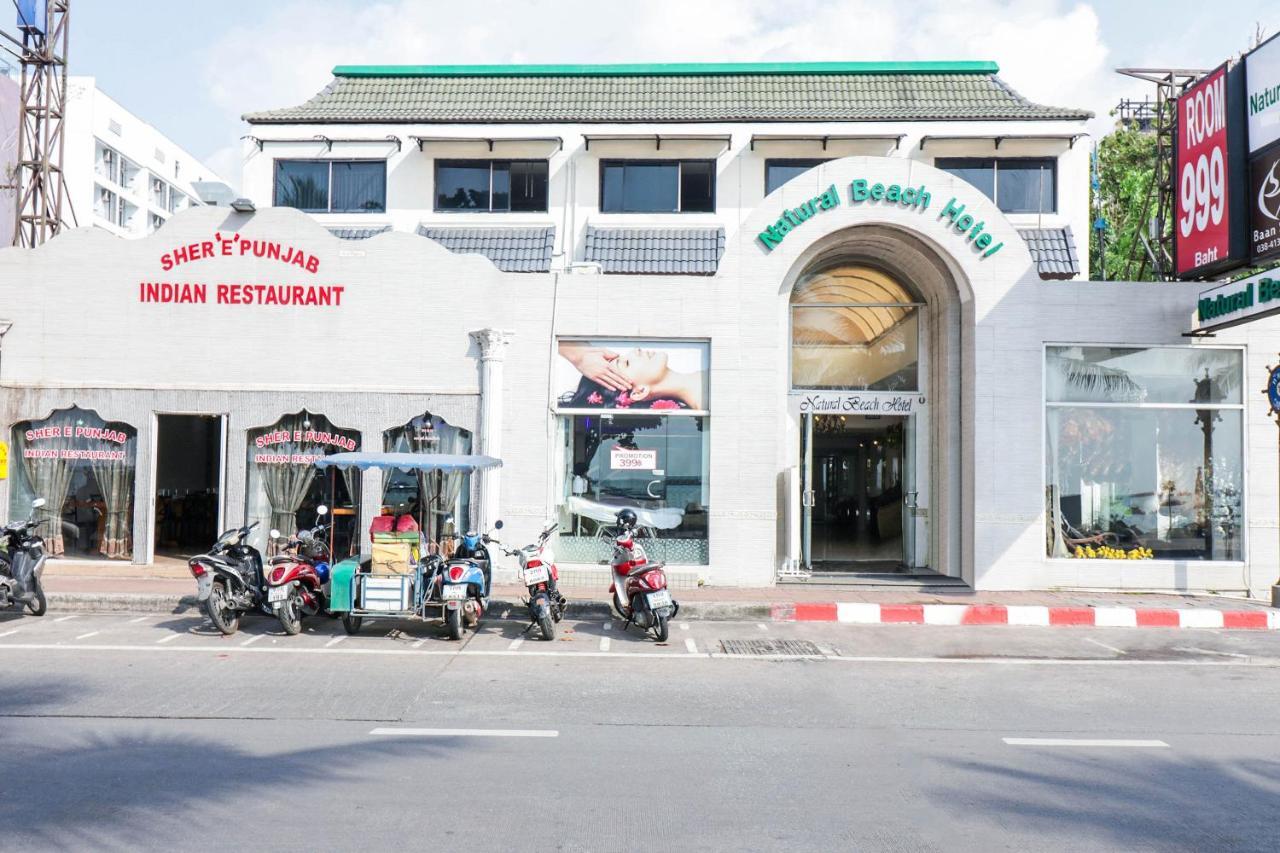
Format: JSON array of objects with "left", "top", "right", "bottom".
[
  {"left": 600, "top": 160, "right": 715, "bottom": 213},
  {"left": 274, "top": 159, "right": 386, "bottom": 213},
  {"left": 934, "top": 157, "right": 1056, "bottom": 214},
  {"left": 435, "top": 160, "right": 549, "bottom": 212},
  {"left": 764, "top": 159, "right": 830, "bottom": 195}
]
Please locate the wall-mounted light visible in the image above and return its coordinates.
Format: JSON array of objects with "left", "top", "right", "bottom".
[{"left": 230, "top": 198, "right": 256, "bottom": 213}]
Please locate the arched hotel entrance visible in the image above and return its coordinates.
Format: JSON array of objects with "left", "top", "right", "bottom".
[{"left": 785, "top": 225, "right": 971, "bottom": 580}]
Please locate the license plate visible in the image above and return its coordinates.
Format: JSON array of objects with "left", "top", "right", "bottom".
[
  {"left": 523, "top": 565, "right": 550, "bottom": 585},
  {"left": 196, "top": 575, "right": 213, "bottom": 600},
  {"left": 647, "top": 590, "right": 673, "bottom": 609},
  {"left": 267, "top": 585, "right": 290, "bottom": 603},
  {"left": 442, "top": 584, "right": 467, "bottom": 601}
]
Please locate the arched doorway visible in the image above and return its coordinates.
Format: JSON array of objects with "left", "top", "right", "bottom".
[{"left": 791, "top": 263, "right": 928, "bottom": 572}]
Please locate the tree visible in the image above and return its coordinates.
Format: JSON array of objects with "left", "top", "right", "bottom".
[{"left": 1090, "top": 121, "right": 1159, "bottom": 281}]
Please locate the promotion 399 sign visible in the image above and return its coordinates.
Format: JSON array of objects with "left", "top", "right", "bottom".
[{"left": 1177, "top": 65, "right": 1233, "bottom": 277}]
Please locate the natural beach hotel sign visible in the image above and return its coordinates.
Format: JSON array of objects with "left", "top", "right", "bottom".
[
  {"left": 1194, "top": 267, "right": 1280, "bottom": 332},
  {"left": 757, "top": 180, "right": 1005, "bottom": 259}
]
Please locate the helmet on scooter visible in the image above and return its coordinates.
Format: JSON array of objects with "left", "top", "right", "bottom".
[{"left": 616, "top": 508, "right": 638, "bottom": 529}]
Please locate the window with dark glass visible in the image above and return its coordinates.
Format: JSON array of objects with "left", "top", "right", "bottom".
[
  {"left": 934, "top": 157, "right": 1056, "bottom": 213},
  {"left": 273, "top": 160, "right": 386, "bottom": 213},
  {"left": 600, "top": 160, "right": 716, "bottom": 213},
  {"left": 765, "top": 158, "right": 830, "bottom": 195},
  {"left": 434, "top": 160, "right": 549, "bottom": 212}
]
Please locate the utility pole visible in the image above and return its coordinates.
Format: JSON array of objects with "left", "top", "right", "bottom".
[{"left": 7, "top": 0, "right": 73, "bottom": 247}]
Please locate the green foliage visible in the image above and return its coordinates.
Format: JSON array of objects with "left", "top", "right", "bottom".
[{"left": 1090, "top": 123, "right": 1159, "bottom": 281}]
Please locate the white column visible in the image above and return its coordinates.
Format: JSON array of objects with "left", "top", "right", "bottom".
[{"left": 470, "top": 328, "right": 513, "bottom": 532}]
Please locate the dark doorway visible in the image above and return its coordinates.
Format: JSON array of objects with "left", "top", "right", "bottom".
[{"left": 154, "top": 415, "right": 223, "bottom": 557}]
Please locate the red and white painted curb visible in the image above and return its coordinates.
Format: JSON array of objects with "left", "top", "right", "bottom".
[{"left": 771, "top": 603, "right": 1278, "bottom": 630}]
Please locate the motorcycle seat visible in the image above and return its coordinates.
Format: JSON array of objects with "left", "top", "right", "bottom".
[{"left": 626, "top": 561, "right": 665, "bottom": 577}]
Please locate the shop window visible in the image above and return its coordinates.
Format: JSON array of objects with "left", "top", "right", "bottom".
[
  {"left": 9, "top": 406, "right": 138, "bottom": 559},
  {"left": 765, "top": 158, "right": 830, "bottom": 195},
  {"left": 273, "top": 159, "right": 386, "bottom": 213},
  {"left": 381, "top": 413, "right": 473, "bottom": 545},
  {"left": 245, "top": 410, "right": 361, "bottom": 557},
  {"left": 553, "top": 339, "right": 710, "bottom": 565},
  {"left": 600, "top": 160, "right": 716, "bottom": 213},
  {"left": 934, "top": 157, "right": 1056, "bottom": 214},
  {"left": 1045, "top": 346, "right": 1244, "bottom": 561},
  {"left": 790, "top": 265, "right": 920, "bottom": 391},
  {"left": 434, "top": 160, "right": 549, "bottom": 212}
]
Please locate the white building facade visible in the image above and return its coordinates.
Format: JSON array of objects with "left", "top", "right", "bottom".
[
  {"left": 62, "top": 77, "right": 230, "bottom": 239},
  {"left": 0, "top": 62, "right": 1273, "bottom": 598}
]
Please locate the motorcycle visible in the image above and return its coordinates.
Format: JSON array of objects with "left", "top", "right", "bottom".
[
  {"left": 0, "top": 498, "right": 49, "bottom": 617},
  {"left": 498, "top": 521, "right": 566, "bottom": 641},
  {"left": 189, "top": 520, "right": 267, "bottom": 636},
  {"left": 609, "top": 508, "right": 678, "bottom": 642},
  {"left": 436, "top": 519, "right": 501, "bottom": 641},
  {"left": 265, "top": 505, "right": 332, "bottom": 636}
]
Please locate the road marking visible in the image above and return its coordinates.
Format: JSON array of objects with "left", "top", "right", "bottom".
[
  {"left": 508, "top": 638, "right": 524, "bottom": 651},
  {"left": 240, "top": 635, "right": 263, "bottom": 646},
  {"left": 1173, "top": 646, "right": 1249, "bottom": 659},
  {"left": 156, "top": 634, "right": 181, "bottom": 644},
  {"left": 412, "top": 638, "right": 426, "bottom": 649},
  {"left": 602, "top": 622, "right": 611, "bottom": 631},
  {"left": 127, "top": 616, "right": 150, "bottom": 624},
  {"left": 75, "top": 631, "right": 100, "bottom": 640},
  {"left": 680, "top": 622, "right": 689, "bottom": 631},
  {"left": 599, "top": 637, "right": 611, "bottom": 652},
  {"left": 1083, "top": 637, "right": 1126, "bottom": 655},
  {"left": 0, "top": 629, "right": 20, "bottom": 638},
  {"left": 369, "top": 727, "right": 558, "bottom": 739},
  {"left": 1003, "top": 738, "right": 1169, "bottom": 748},
  {"left": 325, "top": 636, "right": 346, "bottom": 648},
  {"left": 684, "top": 638, "right": 698, "bottom": 654},
  {"left": 53, "top": 615, "right": 78, "bottom": 623},
  {"left": 756, "top": 623, "right": 769, "bottom": 631}
]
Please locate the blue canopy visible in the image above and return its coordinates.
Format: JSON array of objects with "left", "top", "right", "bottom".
[{"left": 314, "top": 452, "right": 503, "bottom": 473}]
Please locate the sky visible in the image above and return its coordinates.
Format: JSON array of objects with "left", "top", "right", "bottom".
[{"left": 59, "top": 0, "right": 1280, "bottom": 191}]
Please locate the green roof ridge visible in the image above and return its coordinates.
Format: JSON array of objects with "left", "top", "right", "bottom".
[{"left": 331, "top": 60, "right": 1000, "bottom": 78}]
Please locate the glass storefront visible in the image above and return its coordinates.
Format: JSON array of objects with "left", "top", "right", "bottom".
[
  {"left": 9, "top": 406, "right": 138, "bottom": 559},
  {"left": 245, "top": 410, "right": 360, "bottom": 556},
  {"left": 1045, "top": 346, "right": 1245, "bottom": 561},
  {"left": 381, "top": 412, "right": 473, "bottom": 544}
]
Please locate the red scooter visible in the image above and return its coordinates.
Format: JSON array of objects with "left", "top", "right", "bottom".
[
  {"left": 265, "top": 505, "right": 331, "bottom": 636},
  {"left": 608, "top": 508, "right": 678, "bottom": 641}
]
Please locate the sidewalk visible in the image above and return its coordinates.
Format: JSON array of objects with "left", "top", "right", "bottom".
[{"left": 38, "top": 561, "right": 1278, "bottom": 629}]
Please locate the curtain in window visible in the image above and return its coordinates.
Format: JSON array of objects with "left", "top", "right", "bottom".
[
  {"left": 88, "top": 427, "right": 137, "bottom": 560},
  {"left": 331, "top": 162, "right": 386, "bottom": 212},
  {"left": 247, "top": 410, "right": 360, "bottom": 539},
  {"left": 12, "top": 418, "right": 76, "bottom": 556},
  {"left": 382, "top": 413, "right": 473, "bottom": 542}
]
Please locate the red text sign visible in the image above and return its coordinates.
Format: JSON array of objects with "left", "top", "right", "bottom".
[{"left": 1177, "top": 67, "right": 1232, "bottom": 276}]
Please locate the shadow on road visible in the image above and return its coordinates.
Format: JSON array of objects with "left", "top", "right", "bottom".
[{"left": 934, "top": 752, "right": 1280, "bottom": 849}]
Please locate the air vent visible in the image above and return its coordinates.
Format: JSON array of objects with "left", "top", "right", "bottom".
[
  {"left": 108, "top": 119, "right": 122, "bottom": 136},
  {"left": 154, "top": 148, "right": 165, "bottom": 163}
]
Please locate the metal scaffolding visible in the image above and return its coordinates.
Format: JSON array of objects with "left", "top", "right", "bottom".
[{"left": 6, "top": 0, "right": 73, "bottom": 247}]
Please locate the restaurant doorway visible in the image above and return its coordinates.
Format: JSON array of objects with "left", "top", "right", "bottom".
[{"left": 153, "top": 414, "right": 224, "bottom": 558}]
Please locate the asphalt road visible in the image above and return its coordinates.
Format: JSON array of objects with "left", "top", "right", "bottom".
[{"left": 2, "top": 610, "right": 1280, "bottom": 852}]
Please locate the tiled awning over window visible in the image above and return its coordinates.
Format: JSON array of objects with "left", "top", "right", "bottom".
[
  {"left": 416, "top": 225, "right": 555, "bottom": 272},
  {"left": 1019, "top": 226, "right": 1080, "bottom": 280},
  {"left": 327, "top": 225, "right": 392, "bottom": 240},
  {"left": 583, "top": 226, "right": 725, "bottom": 275}
]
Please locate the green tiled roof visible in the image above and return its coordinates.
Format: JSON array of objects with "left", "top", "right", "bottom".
[{"left": 244, "top": 62, "right": 1091, "bottom": 124}]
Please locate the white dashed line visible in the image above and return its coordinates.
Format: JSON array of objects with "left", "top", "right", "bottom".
[
  {"left": 412, "top": 638, "right": 426, "bottom": 648},
  {"left": 324, "top": 636, "right": 346, "bottom": 648},
  {"left": 680, "top": 622, "right": 690, "bottom": 631},
  {"left": 75, "top": 631, "right": 100, "bottom": 640},
  {"left": 241, "top": 635, "right": 263, "bottom": 646},
  {"left": 684, "top": 638, "right": 698, "bottom": 654},
  {"left": 127, "top": 616, "right": 150, "bottom": 624},
  {"left": 0, "top": 629, "right": 21, "bottom": 638},
  {"left": 370, "top": 727, "right": 558, "bottom": 739},
  {"left": 756, "top": 623, "right": 769, "bottom": 631},
  {"left": 53, "top": 615, "right": 78, "bottom": 623},
  {"left": 599, "top": 636, "right": 611, "bottom": 652},
  {"left": 156, "top": 634, "right": 181, "bottom": 644},
  {"left": 1173, "top": 646, "right": 1250, "bottom": 659},
  {"left": 508, "top": 638, "right": 524, "bottom": 651},
  {"left": 1003, "top": 738, "right": 1169, "bottom": 748},
  {"left": 1083, "top": 637, "right": 1126, "bottom": 655}
]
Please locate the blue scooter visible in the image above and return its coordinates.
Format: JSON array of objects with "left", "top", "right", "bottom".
[{"left": 437, "top": 519, "right": 502, "bottom": 640}]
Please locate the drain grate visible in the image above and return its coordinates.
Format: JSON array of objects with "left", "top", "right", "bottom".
[{"left": 719, "top": 638, "right": 824, "bottom": 657}]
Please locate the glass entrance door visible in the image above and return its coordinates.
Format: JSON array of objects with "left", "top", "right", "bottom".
[{"left": 800, "top": 413, "right": 920, "bottom": 573}]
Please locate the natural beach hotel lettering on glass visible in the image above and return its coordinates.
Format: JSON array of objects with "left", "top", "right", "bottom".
[
  {"left": 138, "top": 232, "right": 346, "bottom": 307},
  {"left": 1194, "top": 268, "right": 1280, "bottom": 332},
  {"left": 757, "top": 179, "right": 1004, "bottom": 259}
]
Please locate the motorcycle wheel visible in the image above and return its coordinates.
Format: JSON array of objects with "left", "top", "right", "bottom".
[
  {"left": 26, "top": 580, "right": 46, "bottom": 617},
  {"left": 342, "top": 614, "right": 363, "bottom": 635},
  {"left": 444, "top": 606, "right": 464, "bottom": 641},
  {"left": 205, "top": 580, "right": 240, "bottom": 635},
  {"left": 278, "top": 590, "right": 302, "bottom": 636},
  {"left": 538, "top": 613, "right": 555, "bottom": 641},
  {"left": 652, "top": 612, "right": 669, "bottom": 642}
]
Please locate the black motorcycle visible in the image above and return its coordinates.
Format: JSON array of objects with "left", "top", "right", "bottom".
[
  {"left": 188, "top": 522, "right": 267, "bottom": 635},
  {"left": 0, "top": 498, "right": 49, "bottom": 617}
]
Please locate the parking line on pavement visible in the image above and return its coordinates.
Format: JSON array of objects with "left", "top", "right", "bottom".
[
  {"left": 0, "top": 629, "right": 20, "bottom": 638},
  {"left": 412, "top": 638, "right": 426, "bottom": 648},
  {"left": 127, "top": 616, "right": 150, "bottom": 624},
  {"left": 599, "top": 637, "right": 611, "bottom": 652},
  {"left": 1083, "top": 637, "right": 1126, "bottom": 655},
  {"left": 325, "top": 636, "right": 346, "bottom": 648},
  {"left": 241, "top": 635, "right": 263, "bottom": 646},
  {"left": 156, "top": 634, "right": 180, "bottom": 644},
  {"left": 1003, "top": 738, "right": 1169, "bottom": 748},
  {"left": 756, "top": 623, "right": 769, "bottom": 631},
  {"left": 602, "top": 622, "right": 611, "bottom": 631},
  {"left": 680, "top": 622, "right": 689, "bottom": 631},
  {"left": 53, "top": 615, "right": 78, "bottom": 623},
  {"left": 369, "top": 727, "right": 558, "bottom": 739},
  {"left": 75, "top": 631, "right": 100, "bottom": 640},
  {"left": 684, "top": 638, "right": 697, "bottom": 654},
  {"left": 508, "top": 638, "right": 524, "bottom": 651}
]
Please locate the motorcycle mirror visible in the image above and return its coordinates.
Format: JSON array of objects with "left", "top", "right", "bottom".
[
  {"left": 31, "top": 498, "right": 46, "bottom": 509},
  {"left": 316, "top": 505, "right": 329, "bottom": 517},
  {"left": 269, "top": 529, "right": 281, "bottom": 540},
  {"left": 494, "top": 519, "right": 504, "bottom": 530}
]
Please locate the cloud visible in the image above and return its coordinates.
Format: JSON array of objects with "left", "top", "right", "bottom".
[{"left": 199, "top": 0, "right": 1128, "bottom": 150}]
